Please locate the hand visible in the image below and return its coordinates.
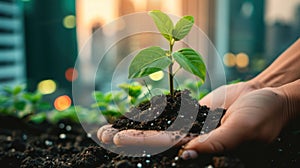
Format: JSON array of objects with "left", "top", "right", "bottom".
[
  {"left": 181, "top": 87, "right": 287, "bottom": 158},
  {"left": 97, "top": 38, "right": 300, "bottom": 157},
  {"left": 97, "top": 81, "right": 259, "bottom": 145},
  {"left": 199, "top": 81, "right": 260, "bottom": 109},
  {"left": 97, "top": 124, "right": 197, "bottom": 146}
]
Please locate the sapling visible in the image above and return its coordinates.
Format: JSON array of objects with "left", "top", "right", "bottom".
[
  {"left": 128, "top": 10, "right": 206, "bottom": 97},
  {"left": 92, "top": 82, "right": 150, "bottom": 122}
]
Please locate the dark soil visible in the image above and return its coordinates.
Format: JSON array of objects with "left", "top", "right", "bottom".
[
  {"left": 112, "top": 90, "right": 215, "bottom": 133},
  {"left": 0, "top": 90, "right": 300, "bottom": 167}
]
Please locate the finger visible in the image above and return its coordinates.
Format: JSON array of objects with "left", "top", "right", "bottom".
[
  {"left": 113, "top": 130, "right": 186, "bottom": 147},
  {"left": 199, "top": 88, "right": 227, "bottom": 109},
  {"left": 199, "top": 92, "right": 212, "bottom": 107},
  {"left": 176, "top": 134, "right": 198, "bottom": 146},
  {"left": 97, "top": 124, "right": 113, "bottom": 141},
  {"left": 101, "top": 127, "right": 119, "bottom": 144},
  {"left": 183, "top": 123, "right": 249, "bottom": 154}
]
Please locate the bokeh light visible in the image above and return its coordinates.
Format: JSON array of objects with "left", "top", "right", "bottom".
[
  {"left": 65, "top": 68, "right": 78, "bottom": 82},
  {"left": 223, "top": 53, "right": 236, "bottom": 67},
  {"left": 149, "top": 71, "right": 164, "bottom": 81},
  {"left": 236, "top": 53, "right": 249, "bottom": 68},
  {"left": 37, "top": 80, "right": 56, "bottom": 95},
  {"left": 54, "top": 95, "right": 72, "bottom": 111},
  {"left": 63, "top": 15, "right": 76, "bottom": 29}
]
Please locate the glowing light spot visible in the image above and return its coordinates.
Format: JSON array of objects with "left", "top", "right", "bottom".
[
  {"left": 236, "top": 53, "right": 249, "bottom": 68},
  {"left": 65, "top": 68, "right": 78, "bottom": 82},
  {"left": 54, "top": 95, "right": 72, "bottom": 111},
  {"left": 63, "top": 15, "right": 76, "bottom": 29},
  {"left": 38, "top": 80, "right": 56, "bottom": 95},
  {"left": 223, "top": 53, "right": 236, "bottom": 67},
  {"left": 149, "top": 71, "right": 164, "bottom": 81}
]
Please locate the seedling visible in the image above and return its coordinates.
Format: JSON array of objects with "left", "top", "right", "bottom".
[
  {"left": 0, "top": 85, "right": 51, "bottom": 123},
  {"left": 92, "top": 82, "right": 150, "bottom": 122},
  {"left": 128, "top": 10, "right": 206, "bottom": 97},
  {"left": 0, "top": 85, "right": 50, "bottom": 116}
]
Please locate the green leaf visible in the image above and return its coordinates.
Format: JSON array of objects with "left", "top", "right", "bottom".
[
  {"left": 50, "top": 107, "right": 79, "bottom": 123},
  {"left": 37, "top": 102, "right": 51, "bottom": 110},
  {"left": 3, "top": 86, "right": 14, "bottom": 95},
  {"left": 0, "top": 96, "right": 8, "bottom": 105},
  {"left": 29, "top": 112, "right": 47, "bottom": 124},
  {"left": 14, "top": 101, "right": 26, "bottom": 111},
  {"left": 12, "top": 85, "right": 24, "bottom": 96},
  {"left": 118, "top": 83, "right": 142, "bottom": 98},
  {"left": 229, "top": 79, "right": 242, "bottom": 84},
  {"left": 102, "top": 110, "right": 122, "bottom": 117},
  {"left": 173, "top": 48, "right": 206, "bottom": 82},
  {"left": 93, "top": 91, "right": 105, "bottom": 102},
  {"left": 148, "top": 10, "right": 174, "bottom": 41},
  {"left": 111, "top": 91, "right": 125, "bottom": 103},
  {"left": 128, "top": 46, "right": 172, "bottom": 78},
  {"left": 104, "top": 93, "right": 113, "bottom": 102},
  {"left": 91, "top": 102, "right": 108, "bottom": 108},
  {"left": 23, "top": 92, "right": 42, "bottom": 103},
  {"left": 173, "top": 15, "right": 194, "bottom": 41}
]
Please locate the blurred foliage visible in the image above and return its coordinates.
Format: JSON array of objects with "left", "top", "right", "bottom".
[
  {"left": 92, "top": 82, "right": 150, "bottom": 123},
  {"left": 181, "top": 79, "right": 208, "bottom": 100},
  {"left": 0, "top": 80, "right": 208, "bottom": 124},
  {"left": 229, "top": 79, "right": 242, "bottom": 84},
  {"left": 0, "top": 85, "right": 51, "bottom": 123}
]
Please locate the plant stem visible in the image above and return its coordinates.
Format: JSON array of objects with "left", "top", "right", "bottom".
[{"left": 169, "top": 39, "right": 175, "bottom": 97}]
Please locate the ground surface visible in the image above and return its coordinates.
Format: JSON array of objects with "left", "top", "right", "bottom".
[{"left": 0, "top": 91, "right": 299, "bottom": 167}]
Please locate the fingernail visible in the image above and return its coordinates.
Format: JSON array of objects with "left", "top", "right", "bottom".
[{"left": 180, "top": 150, "right": 198, "bottom": 160}]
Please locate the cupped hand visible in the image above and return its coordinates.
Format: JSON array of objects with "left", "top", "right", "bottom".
[
  {"left": 97, "top": 124, "right": 197, "bottom": 146},
  {"left": 182, "top": 87, "right": 286, "bottom": 158},
  {"left": 97, "top": 81, "right": 265, "bottom": 154},
  {"left": 199, "top": 81, "right": 261, "bottom": 109}
]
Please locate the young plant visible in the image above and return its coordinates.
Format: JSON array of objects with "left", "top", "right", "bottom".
[
  {"left": 92, "top": 82, "right": 150, "bottom": 122},
  {"left": 0, "top": 85, "right": 51, "bottom": 123},
  {"left": 0, "top": 85, "right": 49, "bottom": 116},
  {"left": 128, "top": 10, "right": 206, "bottom": 97}
]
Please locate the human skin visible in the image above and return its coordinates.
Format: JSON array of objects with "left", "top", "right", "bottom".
[
  {"left": 183, "top": 80, "right": 300, "bottom": 157},
  {"left": 97, "top": 38, "right": 300, "bottom": 158}
]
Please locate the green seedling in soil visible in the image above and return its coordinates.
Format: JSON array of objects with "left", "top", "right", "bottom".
[
  {"left": 92, "top": 82, "right": 150, "bottom": 123},
  {"left": 182, "top": 79, "right": 209, "bottom": 100},
  {"left": 0, "top": 85, "right": 51, "bottom": 123},
  {"left": 128, "top": 10, "right": 206, "bottom": 97}
]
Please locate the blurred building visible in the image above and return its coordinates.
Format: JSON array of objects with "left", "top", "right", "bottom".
[
  {"left": 23, "top": 0, "right": 77, "bottom": 97},
  {"left": 82, "top": 0, "right": 300, "bottom": 94},
  {"left": 1, "top": 0, "right": 300, "bottom": 106},
  {"left": 265, "top": 2, "right": 300, "bottom": 66},
  {"left": 217, "top": 0, "right": 300, "bottom": 82},
  {"left": 0, "top": 0, "right": 26, "bottom": 87}
]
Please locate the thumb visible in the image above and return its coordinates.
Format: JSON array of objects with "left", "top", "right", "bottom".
[{"left": 182, "top": 124, "right": 249, "bottom": 156}]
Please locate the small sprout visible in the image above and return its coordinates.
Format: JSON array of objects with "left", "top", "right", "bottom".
[
  {"left": 92, "top": 82, "right": 150, "bottom": 122},
  {"left": 128, "top": 10, "right": 206, "bottom": 97},
  {"left": 0, "top": 85, "right": 50, "bottom": 123}
]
